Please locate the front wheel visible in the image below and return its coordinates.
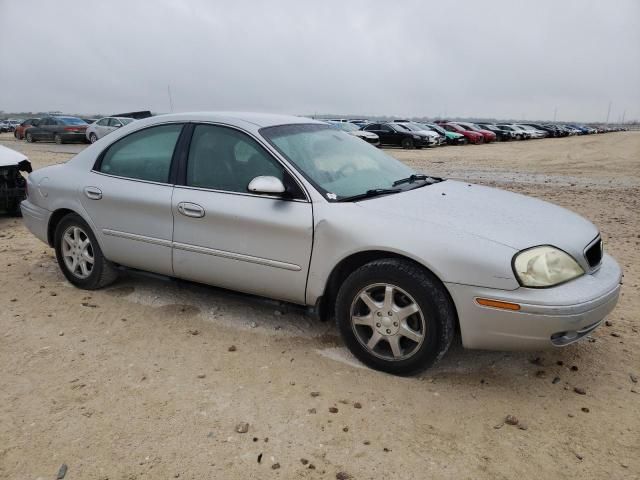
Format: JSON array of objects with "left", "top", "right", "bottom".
[
  {"left": 54, "top": 134, "right": 64, "bottom": 145},
  {"left": 401, "top": 138, "right": 414, "bottom": 149},
  {"left": 89, "top": 133, "right": 98, "bottom": 143},
  {"left": 26, "top": 132, "right": 35, "bottom": 143},
  {"left": 335, "top": 259, "right": 456, "bottom": 375},
  {"left": 54, "top": 213, "right": 118, "bottom": 289}
]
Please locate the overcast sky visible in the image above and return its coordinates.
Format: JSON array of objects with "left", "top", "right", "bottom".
[{"left": 1, "top": 0, "right": 638, "bottom": 122}]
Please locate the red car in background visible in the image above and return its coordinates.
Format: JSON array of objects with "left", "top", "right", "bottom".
[
  {"left": 453, "top": 122, "right": 497, "bottom": 143},
  {"left": 14, "top": 118, "right": 40, "bottom": 140},
  {"left": 439, "top": 122, "right": 485, "bottom": 144}
]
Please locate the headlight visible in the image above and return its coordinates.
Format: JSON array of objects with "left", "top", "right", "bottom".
[{"left": 513, "top": 246, "right": 584, "bottom": 287}]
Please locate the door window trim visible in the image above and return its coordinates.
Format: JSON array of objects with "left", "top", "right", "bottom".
[{"left": 177, "top": 121, "right": 311, "bottom": 203}]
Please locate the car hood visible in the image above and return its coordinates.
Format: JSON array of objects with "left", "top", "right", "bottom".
[
  {"left": 351, "top": 130, "right": 378, "bottom": 139},
  {"left": 356, "top": 179, "right": 598, "bottom": 254},
  {"left": 415, "top": 130, "right": 439, "bottom": 138},
  {"left": 477, "top": 129, "right": 496, "bottom": 136},
  {"left": 0, "top": 144, "right": 29, "bottom": 167}
]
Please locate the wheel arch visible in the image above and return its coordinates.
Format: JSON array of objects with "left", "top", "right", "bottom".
[
  {"left": 47, "top": 208, "right": 76, "bottom": 246},
  {"left": 316, "top": 249, "right": 459, "bottom": 330}
]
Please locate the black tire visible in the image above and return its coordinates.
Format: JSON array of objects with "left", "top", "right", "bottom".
[
  {"left": 54, "top": 134, "right": 64, "bottom": 145},
  {"left": 401, "top": 138, "right": 414, "bottom": 149},
  {"left": 89, "top": 133, "right": 98, "bottom": 143},
  {"left": 26, "top": 132, "right": 35, "bottom": 143},
  {"left": 335, "top": 259, "right": 456, "bottom": 375},
  {"left": 54, "top": 213, "right": 118, "bottom": 290}
]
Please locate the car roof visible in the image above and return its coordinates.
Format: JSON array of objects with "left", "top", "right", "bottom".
[{"left": 137, "top": 112, "right": 323, "bottom": 129}]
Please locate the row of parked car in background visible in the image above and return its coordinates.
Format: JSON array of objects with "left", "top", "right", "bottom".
[
  {"left": 323, "top": 118, "right": 625, "bottom": 149},
  {"left": 0, "top": 115, "right": 626, "bottom": 149},
  {"left": 1, "top": 115, "right": 136, "bottom": 144}
]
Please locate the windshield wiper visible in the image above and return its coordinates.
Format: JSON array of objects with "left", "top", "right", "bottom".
[
  {"left": 392, "top": 174, "right": 430, "bottom": 186},
  {"left": 337, "top": 188, "right": 401, "bottom": 202}
]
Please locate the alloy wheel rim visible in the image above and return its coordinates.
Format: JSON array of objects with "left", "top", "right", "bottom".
[
  {"left": 61, "top": 226, "right": 94, "bottom": 279},
  {"left": 350, "top": 283, "right": 426, "bottom": 361}
]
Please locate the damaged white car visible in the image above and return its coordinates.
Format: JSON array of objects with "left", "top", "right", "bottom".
[{"left": 0, "top": 144, "right": 31, "bottom": 216}]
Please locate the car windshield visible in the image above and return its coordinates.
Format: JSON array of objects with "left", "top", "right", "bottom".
[
  {"left": 58, "top": 117, "right": 87, "bottom": 125},
  {"left": 261, "top": 124, "right": 416, "bottom": 200},
  {"left": 391, "top": 123, "right": 410, "bottom": 132},
  {"left": 425, "top": 124, "right": 446, "bottom": 134},
  {"left": 397, "top": 123, "right": 420, "bottom": 131},
  {"left": 329, "top": 121, "right": 359, "bottom": 132}
]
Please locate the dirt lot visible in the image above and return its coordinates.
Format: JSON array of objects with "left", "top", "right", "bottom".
[{"left": 1, "top": 132, "right": 639, "bottom": 480}]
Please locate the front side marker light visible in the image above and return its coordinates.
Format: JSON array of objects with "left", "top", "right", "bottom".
[{"left": 476, "top": 298, "right": 521, "bottom": 311}]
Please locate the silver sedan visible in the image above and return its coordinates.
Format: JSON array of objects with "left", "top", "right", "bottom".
[{"left": 21, "top": 112, "right": 622, "bottom": 374}]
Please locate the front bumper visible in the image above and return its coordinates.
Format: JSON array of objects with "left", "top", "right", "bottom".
[
  {"left": 20, "top": 200, "right": 51, "bottom": 245},
  {"left": 446, "top": 253, "right": 622, "bottom": 350}
]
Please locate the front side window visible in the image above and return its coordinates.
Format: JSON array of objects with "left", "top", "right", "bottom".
[
  {"left": 108, "top": 118, "right": 122, "bottom": 127},
  {"left": 97, "top": 118, "right": 109, "bottom": 126},
  {"left": 261, "top": 124, "right": 415, "bottom": 199},
  {"left": 98, "top": 124, "right": 182, "bottom": 183},
  {"left": 186, "top": 124, "right": 286, "bottom": 194}
]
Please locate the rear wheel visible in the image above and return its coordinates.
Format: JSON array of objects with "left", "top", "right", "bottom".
[
  {"left": 54, "top": 134, "right": 64, "bottom": 145},
  {"left": 54, "top": 213, "right": 118, "bottom": 289},
  {"left": 335, "top": 259, "right": 455, "bottom": 375},
  {"left": 401, "top": 138, "right": 414, "bottom": 149}
]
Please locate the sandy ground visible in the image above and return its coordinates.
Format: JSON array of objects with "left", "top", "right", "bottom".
[{"left": 1, "top": 132, "right": 639, "bottom": 480}]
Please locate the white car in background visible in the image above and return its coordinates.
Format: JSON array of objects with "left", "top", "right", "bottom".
[
  {"left": 85, "top": 117, "right": 135, "bottom": 143},
  {"left": 515, "top": 124, "right": 548, "bottom": 139}
]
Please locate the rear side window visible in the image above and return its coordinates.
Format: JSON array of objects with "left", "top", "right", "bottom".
[{"left": 98, "top": 124, "right": 182, "bottom": 183}]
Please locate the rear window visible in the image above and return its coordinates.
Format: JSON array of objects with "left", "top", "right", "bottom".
[{"left": 58, "top": 117, "right": 87, "bottom": 125}]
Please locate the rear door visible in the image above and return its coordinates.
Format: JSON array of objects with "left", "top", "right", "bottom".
[
  {"left": 171, "top": 123, "right": 313, "bottom": 304},
  {"left": 80, "top": 123, "right": 184, "bottom": 275}
]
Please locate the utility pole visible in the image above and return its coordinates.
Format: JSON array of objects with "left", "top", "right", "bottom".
[
  {"left": 605, "top": 100, "right": 611, "bottom": 124},
  {"left": 621, "top": 109, "right": 626, "bottom": 125},
  {"left": 167, "top": 85, "right": 174, "bottom": 113},
  {"left": 553, "top": 107, "right": 557, "bottom": 122}
]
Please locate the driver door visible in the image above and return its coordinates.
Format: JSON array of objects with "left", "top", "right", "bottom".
[{"left": 172, "top": 124, "right": 313, "bottom": 304}]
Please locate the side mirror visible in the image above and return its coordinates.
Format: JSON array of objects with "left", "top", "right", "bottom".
[
  {"left": 247, "top": 176, "right": 285, "bottom": 195},
  {"left": 113, "top": 124, "right": 122, "bottom": 128}
]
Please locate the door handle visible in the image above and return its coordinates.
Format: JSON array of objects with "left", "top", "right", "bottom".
[
  {"left": 177, "top": 202, "right": 205, "bottom": 218},
  {"left": 84, "top": 186, "right": 102, "bottom": 200}
]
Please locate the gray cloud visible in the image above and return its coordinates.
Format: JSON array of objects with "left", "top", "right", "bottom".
[{"left": 1, "top": 0, "right": 638, "bottom": 122}]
